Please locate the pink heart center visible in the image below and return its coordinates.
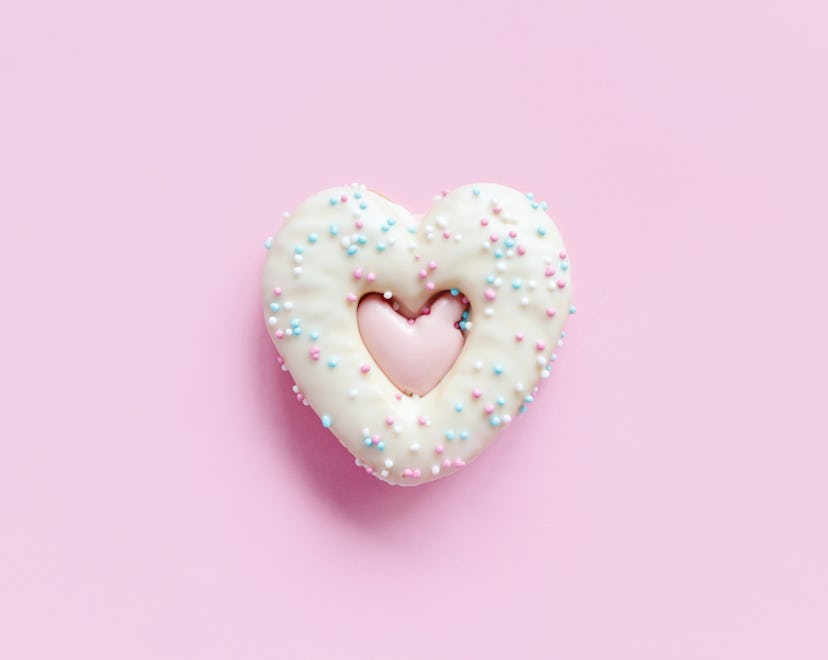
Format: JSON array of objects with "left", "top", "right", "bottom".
[{"left": 357, "top": 292, "right": 468, "bottom": 396}]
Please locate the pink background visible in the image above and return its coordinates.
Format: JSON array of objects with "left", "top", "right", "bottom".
[{"left": 2, "top": 0, "right": 827, "bottom": 658}]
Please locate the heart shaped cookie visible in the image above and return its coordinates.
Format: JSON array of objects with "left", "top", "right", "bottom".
[{"left": 262, "top": 183, "right": 573, "bottom": 485}]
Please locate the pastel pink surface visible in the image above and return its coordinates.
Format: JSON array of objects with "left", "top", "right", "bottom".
[
  {"left": 2, "top": 1, "right": 828, "bottom": 659},
  {"left": 357, "top": 292, "right": 466, "bottom": 396}
]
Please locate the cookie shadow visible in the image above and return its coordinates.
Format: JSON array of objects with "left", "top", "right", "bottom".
[{"left": 252, "top": 309, "right": 459, "bottom": 527}]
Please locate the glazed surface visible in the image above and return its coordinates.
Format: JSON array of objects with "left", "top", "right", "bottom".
[{"left": 262, "top": 183, "right": 573, "bottom": 485}]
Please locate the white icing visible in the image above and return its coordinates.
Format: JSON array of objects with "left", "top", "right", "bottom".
[{"left": 262, "top": 183, "right": 573, "bottom": 485}]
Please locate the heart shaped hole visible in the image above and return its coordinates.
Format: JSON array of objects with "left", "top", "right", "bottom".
[{"left": 357, "top": 290, "right": 471, "bottom": 397}]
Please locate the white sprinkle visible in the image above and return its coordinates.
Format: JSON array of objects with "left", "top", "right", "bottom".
[
  {"left": 541, "top": 369, "right": 551, "bottom": 379},
  {"left": 284, "top": 328, "right": 293, "bottom": 336},
  {"left": 293, "top": 254, "right": 303, "bottom": 264},
  {"left": 348, "top": 389, "right": 358, "bottom": 399},
  {"left": 280, "top": 364, "right": 288, "bottom": 372},
  {"left": 352, "top": 211, "right": 362, "bottom": 219},
  {"left": 410, "top": 443, "right": 421, "bottom": 452},
  {"left": 384, "top": 458, "right": 394, "bottom": 468},
  {"left": 548, "top": 280, "right": 557, "bottom": 290},
  {"left": 436, "top": 216, "right": 448, "bottom": 228},
  {"left": 464, "top": 321, "right": 473, "bottom": 330},
  {"left": 283, "top": 301, "right": 293, "bottom": 311},
  {"left": 506, "top": 250, "right": 514, "bottom": 258},
  {"left": 383, "top": 290, "right": 392, "bottom": 300},
  {"left": 484, "top": 307, "right": 494, "bottom": 317},
  {"left": 355, "top": 458, "right": 362, "bottom": 467},
  {"left": 502, "top": 414, "right": 512, "bottom": 424},
  {"left": 431, "top": 465, "right": 440, "bottom": 475},
  {"left": 528, "top": 280, "right": 537, "bottom": 290},
  {"left": 537, "top": 356, "right": 547, "bottom": 366},
  {"left": 362, "top": 427, "right": 370, "bottom": 437},
  {"left": 381, "top": 469, "right": 389, "bottom": 477},
  {"left": 454, "top": 234, "right": 462, "bottom": 242},
  {"left": 496, "top": 262, "right": 506, "bottom": 272},
  {"left": 267, "top": 316, "right": 277, "bottom": 326},
  {"left": 520, "top": 296, "right": 529, "bottom": 306},
  {"left": 482, "top": 241, "right": 491, "bottom": 250},
  {"left": 544, "top": 255, "right": 554, "bottom": 264},
  {"left": 494, "top": 277, "right": 502, "bottom": 287},
  {"left": 474, "top": 361, "right": 483, "bottom": 371},
  {"left": 282, "top": 211, "right": 290, "bottom": 219},
  {"left": 302, "top": 399, "right": 309, "bottom": 406},
  {"left": 341, "top": 237, "right": 351, "bottom": 248},
  {"left": 515, "top": 382, "right": 524, "bottom": 392},
  {"left": 426, "top": 232, "right": 434, "bottom": 241},
  {"left": 291, "top": 385, "right": 299, "bottom": 393},
  {"left": 393, "top": 425, "right": 402, "bottom": 434},
  {"left": 293, "top": 266, "right": 302, "bottom": 276}
]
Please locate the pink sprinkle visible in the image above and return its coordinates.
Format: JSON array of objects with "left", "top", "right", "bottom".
[
  {"left": 480, "top": 218, "right": 489, "bottom": 226},
  {"left": 515, "top": 333, "right": 524, "bottom": 341},
  {"left": 489, "top": 233, "right": 499, "bottom": 242},
  {"left": 545, "top": 266, "right": 555, "bottom": 277},
  {"left": 365, "top": 467, "right": 374, "bottom": 475},
  {"left": 484, "top": 404, "right": 495, "bottom": 414},
  {"left": 360, "top": 364, "right": 371, "bottom": 373},
  {"left": 492, "top": 206, "right": 502, "bottom": 215},
  {"left": 385, "top": 417, "right": 394, "bottom": 426},
  {"left": 472, "top": 388, "right": 482, "bottom": 398},
  {"left": 441, "top": 190, "right": 449, "bottom": 197},
  {"left": 557, "top": 279, "right": 567, "bottom": 288},
  {"left": 509, "top": 230, "right": 517, "bottom": 238},
  {"left": 418, "top": 417, "right": 428, "bottom": 426},
  {"left": 309, "top": 346, "right": 321, "bottom": 360},
  {"left": 407, "top": 318, "right": 415, "bottom": 325},
  {"left": 418, "top": 269, "right": 427, "bottom": 279},
  {"left": 546, "top": 308, "right": 556, "bottom": 318},
  {"left": 403, "top": 468, "right": 413, "bottom": 478},
  {"left": 426, "top": 281, "right": 436, "bottom": 291},
  {"left": 355, "top": 220, "right": 363, "bottom": 229},
  {"left": 371, "top": 434, "right": 381, "bottom": 445},
  {"left": 535, "top": 341, "right": 546, "bottom": 351},
  {"left": 352, "top": 267, "right": 363, "bottom": 280},
  {"left": 435, "top": 445, "right": 444, "bottom": 455},
  {"left": 453, "top": 458, "right": 465, "bottom": 468},
  {"left": 366, "top": 272, "right": 376, "bottom": 282},
  {"left": 346, "top": 293, "right": 357, "bottom": 303},
  {"left": 428, "top": 261, "right": 437, "bottom": 270},
  {"left": 559, "top": 251, "right": 567, "bottom": 259},
  {"left": 442, "top": 458, "right": 452, "bottom": 468},
  {"left": 442, "top": 230, "right": 451, "bottom": 239},
  {"left": 395, "top": 392, "right": 403, "bottom": 400},
  {"left": 274, "top": 329, "right": 284, "bottom": 339},
  {"left": 461, "top": 296, "right": 469, "bottom": 304},
  {"left": 412, "top": 469, "right": 421, "bottom": 478},
  {"left": 517, "top": 245, "right": 527, "bottom": 256},
  {"left": 484, "top": 288, "right": 496, "bottom": 301},
  {"left": 422, "top": 307, "right": 431, "bottom": 315},
  {"left": 340, "top": 194, "right": 348, "bottom": 203},
  {"left": 273, "top": 287, "right": 282, "bottom": 296}
]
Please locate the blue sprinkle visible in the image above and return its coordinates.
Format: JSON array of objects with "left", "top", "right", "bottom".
[
  {"left": 536, "top": 226, "right": 547, "bottom": 236},
  {"left": 376, "top": 243, "right": 386, "bottom": 252},
  {"left": 321, "top": 415, "right": 332, "bottom": 428},
  {"left": 407, "top": 226, "right": 417, "bottom": 234},
  {"left": 376, "top": 442, "right": 385, "bottom": 451},
  {"left": 541, "top": 201, "right": 548, "bottom": 210},
  {"left": 455, "top": 402, "right": 464, "bottom": 412},
  {"left": 450, "top": 288, "right": 459, "bottom": 296},
  {"left": 445, "top": 430, "right": 456, "bottom": 441},
  {"left": 560, "top": 262, "right": 569, "bottom": 271},
  {"left": 524, "top": 395, "right": 535, "bottom": 404},
  {"left": 292, "top": 327, "right": 302, "bottom": 336},
  {"left": 359, "top": 201, "right": 367, "bottom": 210},
  {"left": 526, "top": 192, "right": 535, "bottom": 200},
  {"left": 329, "top": 224, "right": 339, "bottom": 236},
  {"left": 458, "top": 321, "right": 466, "bottom": 331},
  {"left": 327, "top": 358, "right": 337, "bottom": 368},
  {"left": 472, "top": 187, "right": 480, "bottom": 196},
  {"left": 290, "top": 318, "right": 300, "bottom": 327},
  {"left": 531, "top": 202, "right": 539, "bottom": 210},
  {"left": 354, "top": 191, "right": 362, "bottom": 199},
  {"left": 310, "top": 331, "right": 320, "bottom": 340},
  {"left": 363, "top": 437, "right": 373, "bottom": 447},
  {"left": 511, "top": 278, "right": 522, "bottom": 290},
  {"left": 269, "top": 302, "right": 280, "bottom": 312},
  {"left": 461, "top": 311, "right": 469, "bottom": 319},
  {"left": 497, "top": 396, "right": 505, "bottom": 407},
  {"left": 329, "top": 197, "right": 338, "bottom": 206},
  {"left": 486, "top": 274, "right": 495, "bottom": 284},
  {"left": 561, "top": 331, "right": 566, "bottom": 338},
  {"left": 264, "top": 237, "right": 272, "bottom": 249},
  {"left": 356, "top": 235, "right": 367, "bottom": 246},
  {"left": 549, "top": 353, "right": 558, "bottom": 362},
  {"left": 381, "top": 224, "right": 390, "bottom": 233},
  {"left": 294, "top": 245, "right": 305, "bottom": 255},
  {"left": 489, "top": 415, "right": 501, "bottom": 427},
  {"left": 494, "top": 249, "right": 503, "bottom": 259},
  {"left": 493, "top": 364, "right": 504, "bottom": 375},
  {"left": 569, "top": 304, "right": 577, "bottom": 314},
  {"left": 308, "top": 233, "right": 318, "bottom": 244},
  {"left": 346, "top": 245, "right": 358, "bottom": 256},
  {"left": 519, "top": 405, "right": 527, "bottom": 414},
  {"left": 459, "top": 431, "right": 469, "bottom": 440},
  {"left": 387, "top": 218, "right": 396, "bottom": 226},
  {"left": 504, "top": 238, "right": 515, "bottom": 248}
]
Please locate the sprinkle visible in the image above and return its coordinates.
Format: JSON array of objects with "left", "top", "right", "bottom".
[
  {"left": 455, "top": 402, "right": 464, "bottom": 412},
  {"left": 484, "top": 288, "right": 496, "bottom": 301},
  {"left": 489, "top": 415, "right": 501, "bottom": 427},
  {"left": 360, "top": 364, "right": 371, "bottom": 373},
  {"left": 366, "top": 272, "right": 376, "bottom": 282},
  {"left": 428, "top": 261, "right": 437, "bottom": 270},
  {"left": 346, "top": 245, "right": 358, "bottom": 256},
  {"left": 484, "top": 404, "right": 495, "bottom": 414},
  {"left": 273, "top": 287, "right": 282, "bottom": 296},
  {"left": 493, "top": 364, "right": 504, "bottom": 375},
  {"left": 472, "top": 388, "right": 482, "bottom": 398},
  {"left": 569, "top": 304, "right": 576, "bottom": 314},
  {"left": 459, "top": 431, "right": 469, "bottom": 440},
  {"left": 264, "top": 236, "right": 272, "bottom": 249},
  {"left": 546, "top": 308, "right": 556, "bottom": 317},
  {"left": 327, "top": 358, "right": 338, "bottom": 368},
  {"left": 435, "top": 445, "right": 444, "bottom": 454},
  {"left": 511, "top": 278, "right": 522, "bottom": 290},
  {"left": 329, "top": 197, "right": 338, "bottom": 205},
  {"left": 308, "top": 233, "right": 318, "bottom": 244},
  {"left": 517, "top": 245, "right": 527, "bottom": 256},
  {"left": 321, "top": 415, "right": 332, "bottom": 428},
  {"left": 445, "top": 430, "right": 456, "bottom": 441},
  {"left": 383, "top": 290, "right": 392, "bottom": 300},
  {"left": 480, "top": 218, "right": 489, "bottom": 226},
  {"left": 560, "top": 262, "right": 569, "bottom": 271},
  {"left": 346, "top": 293, "right": 357, "bottom": 303},
  {"left": 472, "top": 187, "right": 480, "bottom": 196},
  {"left": 329, "top": 224, "right": 339, "bottom": 236},
  {"left": 537, "top": 226, "right": 547, "bottom": 236},
  {"left": 557, "top": 279, "right": 567, "bottom": 288},
  {"left": 426, "top": 281, "right": 435, "bottom": 291}
]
